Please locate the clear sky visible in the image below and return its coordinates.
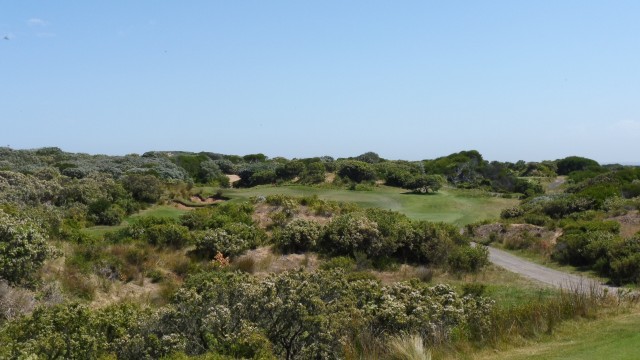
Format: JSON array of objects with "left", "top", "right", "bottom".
[{"left": 2, "top": 1, "right": 639, "bottom": 163}]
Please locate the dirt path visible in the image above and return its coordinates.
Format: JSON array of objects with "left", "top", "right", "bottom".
[
  {"left": 547, "top": 176, "right": 567, "bottom": 191},
  {"left": 482, "top": 245, "right": 622, "bottom": 294}
]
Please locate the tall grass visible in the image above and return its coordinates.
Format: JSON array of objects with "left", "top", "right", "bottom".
[
  {"left": 486, "top": 281, "right": 628, "bottom": 344},
  {"left": 389, "top": 334, "right": 432, "bottom": 360}
]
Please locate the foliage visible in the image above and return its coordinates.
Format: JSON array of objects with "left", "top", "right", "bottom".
[
  {"left": 556, "top": 156, "right": 600, "bottom": 175},
  {"left": 0, "top": 302, "right": 147, "bottom": 359},
  {"left": 146, "top": 223, "right": 192, "bottom": 248},
  {"left": 298, "top": 161, "right": 326, "bottom": 184},
  {"left": 274, "top": 219, "right": 323, "bottom": 253},
  {"left": 447, "top": 246, "right": 489, "bottom": 273},
  {"left": 0, "top": 210, "right": 56, "bottom": 285},
  {"left": 180, "top": 202, "right": 254, "bottom": 230},
  {"left": 337, "top": 160, "right": 377, "bottom": 183},
  {"left": 193, "top": 223, "right": 264, "bottom": 259},
  {"left": 122, "top": 173, "right": 164, "bottom": 203},
  {"left": 354, "top": 151, "right": 383, "bottom": 164},
  {"left": 401, "top": 221, "right": 461, "bottom": 265},
  {"left": 403, "top": 175, "right": 445, "bottom": 194},
  {"left": 321, "top": 212, "right": 383, "bottom": 257}
]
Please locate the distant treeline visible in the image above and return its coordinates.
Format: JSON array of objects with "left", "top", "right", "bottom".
[{"left": 4, "top": 147, "right": 622, "bottom": 196}]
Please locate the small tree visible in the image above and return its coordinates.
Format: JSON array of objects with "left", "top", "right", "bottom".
[
  {"left": 337, "top": 160, "right": 377, "bottom": 183},
  {"left": 404, "top": 175, "right": 444, "bottom": 194}
]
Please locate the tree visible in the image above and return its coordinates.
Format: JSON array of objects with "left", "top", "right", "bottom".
[
  {"left": 337, "top": 160, "right": 376, "bottom": 183},
  {"left": 404, "top": 175, "right": 444, "bottom": 194},
  {"left": 556, "top": 156, "right": 600, "bottom": 175},
  {"left": 299, "top": 162, "right": 325, "bottom": 184},
  {"left": 275, "top": 160, "right": 305, "bottom": 180},
  {"left": 354, "top": 151, "right": 382, "bottom": 164}
]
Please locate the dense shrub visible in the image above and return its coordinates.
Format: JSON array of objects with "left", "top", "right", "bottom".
[
  {"left": 447, "top": 246, "right": 489, "bottom": 273},
  {"left": 87, "top": 198, "right": 125, "bottom": 225},
  {"left": 108, "top": 270, "right": 494, "bottom": 359},
  {"left": 500, "top": 206, "right": 524, "bottom": 219},
  {"left": 298, "top": 162, "right": 326, "bottom": 184},
  {"left": 180, "top": 202, "right": 254, "bottom": 230},
  {"left": 0, "top": 302, "right": 147, "bottom": 359},
  {"left": 556, "top": 156, "right": 600, "bottom": 175},
  {"left": 321, "top": 213, "right": 382, "bottom": 257},
  {"left": 193, "top": 223, "right": 263, "bottom": 258},
  {"left": 337, "top": 160, "right": 377, "bottom": 183},
  {"left": 274, "top": 219, "right": 323, "bottom": 253},
  {"left": 121, "top": 173, "right": 164, "bottom": 203},
  {"left": 401, "top": 221, "right": 460, "bottom": 265},
  {"left": 0, "top": 211, "right": 56, "bottom": 285},
  {"left": 146, "top": 224, "right": 191, "bottom": 248},
  {"left": 542, "top": 195, "right": 597, "bottom": 218}
]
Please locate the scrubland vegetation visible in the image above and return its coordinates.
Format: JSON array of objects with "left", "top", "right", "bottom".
[{"left": 0, "top": 147, "right": 639, "bottom": 359}]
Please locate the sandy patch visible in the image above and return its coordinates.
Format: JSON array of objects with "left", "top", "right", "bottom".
[
  {"left": 324, "top": 172, "right": 336, "bottom": 183},
  {"left": 252, "top": 204, "right": 333, "bottom": 229},
  {"left": 190, "top": 195, "right": 222, "bottom": 204},
  {"left": 236, "top": 246, "right": 319, "bottom": 274},
  {"left": 226, "top": 174, "right": 241, "bottom": 185},
  {"left": 608, "top": 210, "right": 640, "bottom": 238}
]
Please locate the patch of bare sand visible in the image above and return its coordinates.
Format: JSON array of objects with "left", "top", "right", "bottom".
[
  {"left": 92, "top": 277, "right": 163, "bottom": 308},
  {"left": 324, "top": 172, "right": 336, "bottom": 183},
  {"left": 608, "top": 210, "right": 640, "bottom": 238},
  {"left": 189, "top": 195, "right": 222, "bottom": 204},
  {"left": 173, "top": 202, "right": 194, "bottom": 210},
  {"left": 236, "top": 246, "right": 319, "bottom": 275},
  {"left": 252, "top": 204, "right": 333, "bottom": 229},
  {"left": 226, "top": 174, "right": 240, "bottom": 185}
]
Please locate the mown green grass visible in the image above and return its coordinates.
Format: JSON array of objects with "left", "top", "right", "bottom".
[
  {"left": 125, "top": 205, "right": 188, "bottom": 223},
  {"left": 82, "top": 205, "right": 189, "bottom": 238},
  {"left": 475, "top": 310, "right": 640, "bottom": 360},
  {"left": 221, "top": 185, "right": 518, "bottom": 226}
]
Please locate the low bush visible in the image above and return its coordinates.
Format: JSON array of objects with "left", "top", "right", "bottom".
[
  {"left": 193, "top": 223, "right": 263, "bottom": 259},
  {"left": 447, "top": 246, "right": 489, "bottom": 273},
  {"left": 274, "top": 219, "right": 323, "bottom": 253}
]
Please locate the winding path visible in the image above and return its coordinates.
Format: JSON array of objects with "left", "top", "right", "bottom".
[{"left": 482, "top": 245, "right": 622, "bottom": 294}]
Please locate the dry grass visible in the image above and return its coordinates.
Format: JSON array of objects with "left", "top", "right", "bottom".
[
  {"left": 236, "top": 246, "right": 319, "bottom": 275},
  {"left": 389, "top": 334, "right": 432, "bottom": 360}
]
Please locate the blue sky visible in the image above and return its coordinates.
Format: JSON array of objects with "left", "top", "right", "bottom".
[{"left": 2, "top": 1, "right": 639, "bottom": 163}]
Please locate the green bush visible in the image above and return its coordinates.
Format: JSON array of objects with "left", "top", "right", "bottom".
[
  {"left": 447, "top": 246, "right": 489, "bottom": 273},
  {"left": 319, "top": 256, "right": 357, "bottom": 271},
  {"left": 146, "top": 224, "right": 191, "bottom": 248},
  {"left": 500, "top": 206, "right": 524, "bottom": 219},
  {"left": 274, "top": 219, "right": 323, "bottom": 253},
  {"left": 122, "top": 173, "right": 164, "bottom": 203},
  {"left": 337, "top": 160, "right": 377, "bottom": 183},
  {"left": 321, "top": 213, "right": 383, "bottom": 257},
  {"left": 0, "top": 210, "right": 56, "bottom": 285},
  {"left": 181, "top": 202, "right": 254, "bottom": 230},
  {"left": 193, "top": 224, "right": 263, "bottom": 259},
  {"left": 401, "top": 221, "right": 459, "bottom": 265}
]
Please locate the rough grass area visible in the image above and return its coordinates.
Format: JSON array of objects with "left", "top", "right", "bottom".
[
  {"left": 475, "top": 310, "right": 640, "bottom": 360},
  {"left": 83, "top": 205, "right": 190, "bottom": 238},
  {"left": 221, "top": 185, "right": 517, "bottom": 226},
  {"left": 126, "top": 205, "right": 189, "bottom": 222}
]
